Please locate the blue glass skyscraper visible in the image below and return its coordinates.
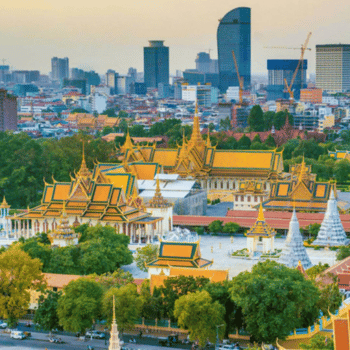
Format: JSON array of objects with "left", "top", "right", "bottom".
[{"left": 217, "top": 7, "right": 251, "bottom": 92}]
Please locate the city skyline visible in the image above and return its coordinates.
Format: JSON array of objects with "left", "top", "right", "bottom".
[{"left": 1, "top": 0, "right": 350, "bottom": 76}]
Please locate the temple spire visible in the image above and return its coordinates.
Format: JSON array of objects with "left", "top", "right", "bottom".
[
  {"left": 148, "top": 176, "right": 170, "bottom": 208},
  {"left": 0, "top": 196, "right": 9, "bottom": 209},
  {"left": 108, "top": 295, "right": 121, "bottom": 350},
  {"left": 206, "top": 129, "right": 211, "bottom": 148},
  {"left": 78, "top": 141, "right": 91, "bottom": 178},
  {"left": 257, "top": 203, "right": 265, "bottom": 221},
  {"left": 188, "top": 100, "right": 204, "bottom": 149}
]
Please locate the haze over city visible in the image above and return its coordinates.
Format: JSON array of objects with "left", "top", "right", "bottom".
[{"left": 2, "top": 0, "right": 350, "bottom": 75}]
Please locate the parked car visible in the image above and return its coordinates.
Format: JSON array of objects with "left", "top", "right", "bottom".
[
  {"left": 85, "top": 330, "right": 106, "bottom": 339},
  {"left": 0, "top": 321, "right": 8, "bottom": 329},
  {"left": 217, "top": 344, "right": 238, "bottom": 350},
  {"left": 10, "top": 330, "right": 26, "bottom": 340}
]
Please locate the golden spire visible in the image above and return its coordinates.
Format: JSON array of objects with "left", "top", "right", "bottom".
[
  {"left": 206, "top": 129, "right": 211, "bottom": 148},
  {"left": 123, "top": 129, "right": 134, "bottom": 150},
  {"left": 188, "top": 100, "right": 204, "bottom": 149},
  {"left": 112, "top": 295, "right": 116, "bottom": 324},
  {"left": 148, "top": 176, "right": 169, "bottom": 208},
  {"left": 78, "top": 141, "right": 91, "bottom": 178},
  {"left": 257, "top": 203, "right": 265, "bottom": 221},
  {"left": 0, "top": 196, "right": 9, "bottom": 209},
  {"left": 178, "top": 130, "right": 188, "bottom": 158},
  {"left": 298, "top": 156, "right": 307, "bottom": 183}
]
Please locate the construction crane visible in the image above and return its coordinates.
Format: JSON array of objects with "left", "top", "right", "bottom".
[
  {"left": 231, "top": 50, "right": 244, "bottom": 104},
  {"left": 264, "top": 32, "right": 312, "bottom": 90}
]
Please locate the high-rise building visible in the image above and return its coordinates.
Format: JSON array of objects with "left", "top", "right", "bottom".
[
  {"left": 316, "top": 44, "right": 350, "bottom": 92},
  {"left": 195, "top": 52, "right": 218, "bottom": 74},
  {"left": 0, "top": 89, "right": 17, "bottom": 131},
  {"left": 51, "top": 57, "right": 69, "bottom": 81},
  {"left": 106, "top": 70, "right": 118, "bottom": 95},
  {"left": 266, "top": 59, "right": 307, "bottom": 101},
  {"left": 144, "top": 41, "right": 169, "bottom": 89},
  {"left": 217, "top": 7, "right": 251, "bottom": 92}
]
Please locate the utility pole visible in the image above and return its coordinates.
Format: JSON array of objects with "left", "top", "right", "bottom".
[{"left": 215, "top": 324, "right": 225, "bottom": 350}]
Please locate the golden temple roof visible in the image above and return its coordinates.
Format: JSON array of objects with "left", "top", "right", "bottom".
[
  {"left": 0, "top": 196, "right": 10, "bottom": 209},
  {"left": 246, "top": 203, "right": 276, "bottom": 237}
]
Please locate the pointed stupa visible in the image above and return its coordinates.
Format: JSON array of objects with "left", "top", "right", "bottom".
[
  {"left": 0, "top": 196, "right": 10, "bottom": 209},
  {"left": 313, "top": 186, "right": 349, "bottom": 246},
  {"left": 120, "top": 128, "right": 134, "bottom": 153},
  {"left": 109, "top": 295, "right": 121, "bottom": 350},
  {"left": 246, "top": 203, "right": 276, "bottom": 238},
  {"left": 278, "top": 208, "right": 312, "bottom": 270},
  {"left": 188, "top": 101, "right": 205, "bottom": 149},
  {"left": 77, "top": 142, "right": 91, "bottom": 178},
  {"left": 148, "top": 176, "right": 170, "bottom": 208}
]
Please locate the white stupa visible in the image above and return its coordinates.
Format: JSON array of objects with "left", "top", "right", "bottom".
[
  {"left": 278, "top": 208, "right": 312, "bottom": 270},
  {"left": 312, "top": 188, "right": 349, "bottom": 246},
  {"left": 109, "top": 296, "right": 121, "bottom": 350}
]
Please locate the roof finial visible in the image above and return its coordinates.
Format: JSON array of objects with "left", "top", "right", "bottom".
[
  {"left": 257, "top": 203, "right": 265, "bottom": 221},
  {"left": 112, "top": 295, "right": 116, "bottom": 323}
]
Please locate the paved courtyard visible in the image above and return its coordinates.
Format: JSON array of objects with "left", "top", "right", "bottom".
[{"left": 125, "top": 235, "right": 337, "bottom": 279}]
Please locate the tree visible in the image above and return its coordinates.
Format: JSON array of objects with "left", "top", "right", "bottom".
[
  {"left": 57, "top": 278, "right": 104, "bottom": 333},
  {"left": 263, "top": 111, "right": 275, "bottom": 131},
  {"left": 102, "top": 284, "right": 143, "bottom": 334},
  {"left": 209, "top": 123, "right": 215, "bottom": 132},
  {"left": 208, "top": 220, "right": 223, "bottom": 233},
  {"left": 159, "top": 275, "right": 210, "bottom": 319},
  {"left": 264, "top": 134, "right": 276, "bottom": 148},
  {"left": 130, "top": 124, "right": 146, "bottom": 137},
  {"left": 139, "top": 280, "right": 163, "bottom": 320},
  {"left": 334, "top": 159, "right": 350, "bottom": 183},
  {"left": 237, "top": 135, "right": 251, "bottom": 150},
  {"left": 304, "top": 223, "right": 321, "bottom": 239},
  {"left": 205, "top": 281, "right": 242, "bottom": 336},
  {"left": 220, "top": 117, "right": 231, "bottom": 131},
  {"left": 135, "top": 244, "right": 159, "bottom": 272},
  {"left": 118, "top": 111, "right": 129, "bottom": 118},
  {"left": 20, "top": 236, "right": 52, "bottom": 271},
  {"left": 34, "top": 290, "right": 62, "bottom": 333},
  {"left": 71, "top": 108, "right": 89, "bottom": 114},
  {"left": 316, "top": 278, "right": 342, "bottom": 317},
  {"left": 292, "top": 140, "right": 325, "bottom": 160},
  {"left": 102, "top": 108, "right": 117, "bottom": 117},
  {"left": 306, "top": 263, "right": 330, "bottom": 280},
  {"left": 300, "top": 334, "right": 334, "bottom": 350},
  {"left": 174, "top": 290, "right": 225, "bottom": 347},
  {"left": 336, "top": 246, "right": 350, "bottom": 261},
  {"left": 223, "top": 222, "right": 240, "bottom": 234},
  {"left": 230, "top": 260, "right": 320, "bottom": 344},
  {"left": 87, "top": 269, "right": 134, "bottom": 291},
  {"left": 248, "top": 106, "right": 264, "bottom": 132},
  {"left": 0, "top": 247, "right": 46, "bottom": 327}
]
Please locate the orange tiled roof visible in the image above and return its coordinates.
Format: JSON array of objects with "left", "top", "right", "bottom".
[{"left": 44, "top": 273, "right": 81, "bottom": 289}]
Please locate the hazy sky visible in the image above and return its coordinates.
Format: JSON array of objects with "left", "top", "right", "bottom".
[{"left": 1, "top": 0, "right": 350, "bottom": 76}]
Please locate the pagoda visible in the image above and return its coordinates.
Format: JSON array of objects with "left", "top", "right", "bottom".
[
  {"left": 313, "top": 188, "right": 349, "bottom": 246},
  {"left": 246, "top": 204, "right": 276, "bottom": 254},
  {"left": 109, "top": 295, "right": 121, "bottom": 350},
  {"left": 48, "top": 203, "right": 80, "bottom": 247},
  {"left": 0, "top": 196, "right": 11, "bottom": 237},
  {"left": 278, "top": 208, "right": 312, "bottom": 270}
]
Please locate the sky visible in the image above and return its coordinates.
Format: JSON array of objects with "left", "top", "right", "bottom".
[{"left": 1, "top": 0, "right": 350, "bottom": 76}]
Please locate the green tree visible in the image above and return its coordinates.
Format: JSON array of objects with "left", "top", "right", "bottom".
[
  {"left": 230, "top": 260, "right": 320, "bottom": 343},
  {"left": 334, "top": 159, "right": 350, "bottom": 183},
  {"left": 103, "top": 284, "right": 143, "bottom": 334},
  {"left": 304, "top": 223, "right": 321, "bottom": 239},
  {"left": 102, "top": 126, "right": 114, "bottom": 136},
  {"left": 248, "top": 105, "right": 264, "bottom": 132},
  {"left": 135, "top": 244, "right": 159, "bottom": 272},
  {"left": 252, "top": 134, "right": 262, "bottom": 144},
  {"left": 174, "top": 290, "right": 225, "bottom": 347},
  {"left": 48, "top": 245, "right": 80, "bottom": 274},
  {"left": 292, "top": 140, "right": 325, "bottom": 160},
  {"left": 209, "top": 123, "right": 215, "bottom": 132},
  {"left": 300, "top": 334, "right": 334, "bottom": 350},
  {"left": 223, "top": 222, "right": 240, "bottom": 234},
  {"left": 208, "top": 220, "right": 224, "bottom": 233},
  {"left": 336, "top": 246, "right": 350, "bottom": 261},
  {"left": 34, "top": 290, "right": 62, "bottom": 333},
  {"left": 118, "top": 110, "right": 129, "bottom": 118},
  {"left": 237, "top": 135, "right": 251, "bottom": 149},
  {"left": 306, "top": 263, "right": 330, "bottom": 280},
  {"left": 219, "top": 117, "right": 231, "bottom": 131},
  {"left": 263, "top": 111, "right": 275, "bottom": 131},
  {"left": 264, "top": 134, "right": 276, "bottom": 148},
  {"left": 139, "top": 280, "right": 163, "bottom": 320},
  {"left": 102, "top": 108, "right": 117, "bottom": 117},
  {"left": 316, "top": 278, "right": 342, "bottom": 317},
  {"left": 159, "top": 275, "right": 210, "bottom": 319},
  {"left": 57, "top": 278, "right": 104, "bottom": 333},
  {"left": 20, "top": 236, "right": 52, "bottom": 271},
  {"left": 130, "top": 125, "right": 146, "bottom": 137},
  {"left": 71, "top": 108, "right": 89, "bottom": 114},
  {"left": 87, "top": 269, "right": 134, "bottom": 291},
  {"left": 0, "top": 247, "right": 46, "bottom": 327}
]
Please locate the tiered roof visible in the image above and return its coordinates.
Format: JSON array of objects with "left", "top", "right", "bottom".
[
  {"left": 17, "top": 155, "right": 160, "bottom": 225},
  {"left": 147, "top": 177, "right": 171, "bottom": 208},
  {"left": 146, "top": 240, "right": 213, "bottom": 269},
  {"left": 0, "top": 196, "right": 10, "bottom": 209},
  {"left": 246, "top": 204, "right": 276, "bottom": 238},
  {"left": 118, "top": 108, "right": 283, "bottom": 180}
]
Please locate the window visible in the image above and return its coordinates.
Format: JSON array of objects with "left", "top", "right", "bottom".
[
  {"left": 235, "top": 195, "right": 238, "bottom": 201},
  {"left": 241, "top": 196, "right": 244, "bottom": 202},
  {"left": 53, "top": 287, "right": 58, "bottom": 292},
  {"left": 255, "top": 196, "right": 258, "bottom": 202},
  {"left": 247, "top": 196, "right": 251, "bottom": 202}
]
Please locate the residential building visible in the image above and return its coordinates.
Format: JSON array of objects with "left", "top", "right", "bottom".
[
  {"left": 226, "top": 86, "right": 240, "bottom": 102},
  {"left": 51, "top": 57, "right": 69, "bottom": 81},
  {"left": 106, "top": 70, "right": 118, "bottom": 94},
  {"left": 144, "top": 40, "right": 169, "bottom": 89},
  {"left": 116, "top": 75, "right": 132, "bottom": 95},
  {"left": 232, "top": 105, "right": 249, "bottom": 128},
  {"left": 217, "top": 7, "right": 251, "bottom": 92},
  {"left": 0, "top": 89, "right": 17, "bottom": 131},
  {"left": 91, "top": 93, "right": 107, "bottom": 114},
  {"left": 266, "top": 59, "right": 307, "bottom": 101},
  {"left": 300, "top": 88, "right": 323, "bottom": 103},
  {"left": 218, "top": 102, "right": 233, "bottom": 121},
  {"left": 318, "top": 115, "right": 335, "bottom": 132},
  {"left": 316, "top": 44, "right": 350, "bottom": 92}
]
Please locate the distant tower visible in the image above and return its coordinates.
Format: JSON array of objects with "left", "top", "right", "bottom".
[
  {"left": 143, "top": 41, "right": 169, "bottom": 89},
  {"left": 278, "top": 208, "right": 312, "bottom": 270},
  {"left": 217, "top": 7, "right": 251, "bottom": 92},
  {"left": 51, "top": 57, "right": 69, "bottom": 81},
  {"left": 109, "top": 295, "right": 121, "bottom": 350},
  {"left": 313, "top": 187, "right": 349, "bottom": 246}
]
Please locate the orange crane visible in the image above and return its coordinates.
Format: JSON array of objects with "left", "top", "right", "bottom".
[
  {"left": 231, "top": 50, "right": 244, "bottom": 104},
  {"left": 265, "top": 32, "right": 312, "bottom": 93}
]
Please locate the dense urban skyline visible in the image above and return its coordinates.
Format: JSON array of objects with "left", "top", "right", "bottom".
[{"left": 1, "top": 0, "right": 350, "bottom": 75}]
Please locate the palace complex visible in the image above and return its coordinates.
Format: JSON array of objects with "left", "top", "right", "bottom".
[
  {"left": 12, "top": 153, "right": 172, "bottom": 243},
  {"left": 118, "top": 110, "right": 332, "bottom": 211}
]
